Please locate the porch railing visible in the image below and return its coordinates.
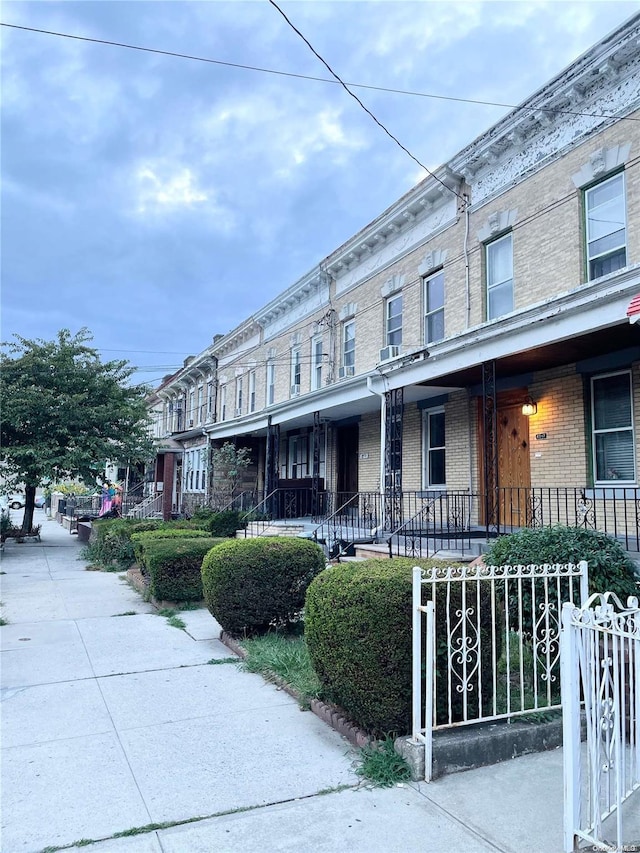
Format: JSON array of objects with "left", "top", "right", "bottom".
[
  {"left": 388, "top": 491, "right": 474, "bottom": 559},
  {"left": 310, "top": 491, "right": 383, "bottom": 559}
]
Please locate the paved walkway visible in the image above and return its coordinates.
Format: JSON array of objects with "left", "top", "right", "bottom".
[{"left": 0, "top": 512, "right": 609, "bottom": 852}]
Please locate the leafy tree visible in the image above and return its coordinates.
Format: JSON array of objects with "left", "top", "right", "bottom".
[
  {"left": 1, "top": 329, "right": 154, "bottom": 533},
  {"left": 210, "top": 441, "right": 252, "bottom": 507}
]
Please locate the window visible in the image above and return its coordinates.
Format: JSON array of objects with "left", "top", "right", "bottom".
[
  {"left": 249, "top": 370, "right": 256, "bottom": 412},
  {"left": 290, "top": 347, "right": 301, "bottom": 395},
  {"left": 189, "top": 389, "right": 195, "bottom": 425},
  {"left": 591, "top": 371, "right": 635, "bottom": 483},
  {"left": 386, "top": 294, "right": 402, "bottom": 346},
  {"left": 235, "top": 376, "right": 243, "bottom": 416},
  {"left": 220, "top": 384, "right": 227, "bottom": 421},
  {"left": 288, "top": 435, "right": 308, "bottom": 478},
  {"left": 197, "top": 387, "right": 204, "bottom": 424},
  {"left": 207, "top": 381, "right": 214, "bottom": 420},
  {"left": 424, "top": 270, "right": 445, "bottom": 344},
  {"left": 486, "top": 234, "right": 513, "bottom": 320},
  {"left": 423, "top": 409, "right": 446, "bottom": 488},
  {"left": 343, "top": 320, "right": 355, "bottom": 373},
  {"left": 312, "top": 337, "right": 323, "bottom": 390},
  {"left": 585, "top": 173, "right": 626, "bottom": 281},
  {"left": 266, "top": 362, "right": 275, "bottom": 406}
]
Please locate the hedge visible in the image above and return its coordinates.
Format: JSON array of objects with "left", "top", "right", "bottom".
[
  {"left": 85, "top": 518, "right": 201, "bottom": 569},
  {"left": 131, "top": 528, "right": 212, "bottom": 567},
  {"left": 304, "top": 558, "right": 502, "bottom": 736},
  {"left": 190, "top": 508, "right": 247, "bottom": 537},
  {"left": 201, "top": 537, "right": 325, "bottom": 636},
  {"left": 142, "top": 537, "right": 223, "bottom": 602}
]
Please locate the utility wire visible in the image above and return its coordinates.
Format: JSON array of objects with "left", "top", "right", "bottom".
[
  {"left": 3, "top": 21, "right": 636, "bottom": 124},
  {"left": 266, "top": 0, "right": 464, "bottom": 201}
]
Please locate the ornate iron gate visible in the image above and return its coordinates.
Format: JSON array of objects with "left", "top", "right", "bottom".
[
  {"left": 384, "top": 387, "right": 403, "bottom": 531},
  {"left": 265, "top": 417, "right": 279, "bottom": 516},
  {"left": 311, "top": 411, "right": 321, "bottom": 519}
]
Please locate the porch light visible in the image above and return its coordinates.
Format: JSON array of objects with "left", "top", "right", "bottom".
[{"left": 522, "top": 396, "right": 537, "bottom": 416}]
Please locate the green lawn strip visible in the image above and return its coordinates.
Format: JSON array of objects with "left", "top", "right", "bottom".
[
  {"left": 355, "top": 737, "right": 412, "bottom": 787},
  {"left": 240, "top": 633, "right": 322, "bottom": 708}
]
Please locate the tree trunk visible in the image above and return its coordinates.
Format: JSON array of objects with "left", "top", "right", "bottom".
[{"left": 22, "top": 484, "right": 36, "bottom": 533}]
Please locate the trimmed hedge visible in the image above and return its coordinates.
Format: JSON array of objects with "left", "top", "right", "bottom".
[
  {"left": 142, "top": 537, "right": 223, "bottom": 602},
  {"left": 201, "top": 537, "right": 325, "bottom": 636},
  {"left": 483, "top": 525, "right": 639, "bottom": 599},
  {"left": 86, "top": 518, "right": 201, "bottom": 569},
  {"left": 191, "top": 508, "right": 247, "bottom": 537},
  {"left": 131, "top": 528, "right": 212, "bottom": 567},
  {"left": 304, "top": 558, "right": 502, "bottom": 737}
]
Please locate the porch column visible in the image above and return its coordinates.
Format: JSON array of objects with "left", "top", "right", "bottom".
[
  {"left": 311, "top": 411, "right": 321, "bottom": 518},
  {"left": 162, "top": 452, "right": 174, "bottom": 521},
  {"left": 482, "top": 360, "right": 499, "bottom": 534},
  {"left": 265, "top": 416, "right": 280, "bottom": 515},
  {"left": 384, "top": 387, "right": 404, "bottom": 531}
]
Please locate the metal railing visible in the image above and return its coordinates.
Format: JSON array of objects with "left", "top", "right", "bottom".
[
  {"left": 126, "top": 493, "right": 163, "bottom": 519},
  {"left": 311, "top": 491, "right": 383, "bottom": 559},
  {"left": 388, "top": 491, "right": 474, "bottom": 559},
  {"left": 562, "top": 592, "right": 640, "bottom": 852},
  {"left": 413, "top": 561, "right": 589, "bottom": 781}
]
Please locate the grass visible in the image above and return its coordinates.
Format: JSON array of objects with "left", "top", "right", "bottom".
[
  {"left": 156, "top": 607, "right": 187, "bottom": 630},
  {"left": 241, "top": 632, "right": 322, "bottom": 707},
  {"left": 207, "top": 656, "right": 239, "bottom": 665},
  {"left": 355, "top": 737, "right": 411, "bottom": 787}
]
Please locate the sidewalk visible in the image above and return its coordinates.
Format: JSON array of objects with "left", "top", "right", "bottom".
[{"left": 2, "top": 512, "right": 570, "bottom": 853}]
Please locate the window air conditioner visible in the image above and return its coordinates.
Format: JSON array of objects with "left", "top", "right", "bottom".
[
  {"left": 379, "top": 345, "right": 400, "bottom": 362},
  {"left": 291, "top": 384, "right": 301, "bottom": 396},
  {"left": 338, "top": 365, "right": 355, "bottom": 379}
]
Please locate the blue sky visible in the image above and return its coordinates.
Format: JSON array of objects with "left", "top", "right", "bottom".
[{"left": 2, "top": 1, "right": 638, "bottom": 387}]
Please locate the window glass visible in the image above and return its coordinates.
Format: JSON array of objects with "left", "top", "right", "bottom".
[
  {"left": 267, "top": 362, "right": 275, "bottom": 405},
  {"left": 425, "top": 271, "right": 445, "bottom": 344},
  {"left": 312, "top": 338, "right": 323, "bottom": 390},
  {"left": 592, "top": 372, "right": 635, "bottom": 482},
  {"left": 423, "top": 409, "right": 446, "bottom": 487},
  {"left": 290, "top": 348, "right": 301, "bottom": 392},
  {"left": 586, "top": 173, "right": 626, "bottom": 280},
  {"left": 343, "top": 320, "right": 355, "bottom": 369},
  {"left": 386, "top": 294, "right": 403, "bottom": 346},
  {"left": 486, "top": 235, "right": 513, "bottom": 320}
]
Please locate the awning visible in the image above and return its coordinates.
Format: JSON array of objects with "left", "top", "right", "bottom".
[{"left": 627, "top": 293, "right": 640, "bottom": 323}]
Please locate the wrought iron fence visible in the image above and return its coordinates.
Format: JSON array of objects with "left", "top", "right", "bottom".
[
  {"left": 311, "top": 491, "right": 383, "bottom": 559},
  {"left": 412, "top": 561, "right": 589, "bottom": 781},
  {"left": 561, "top": 593, "right": 640, "bottom": 853}
]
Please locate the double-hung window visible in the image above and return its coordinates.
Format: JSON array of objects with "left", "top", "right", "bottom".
[
  {"left": 266, "top": 362, "right": 275, "bottom": 406},
  {"left": 343, "top": 320, "right": 355, "bottom": 375},
  {"left": 486, "top": 234, "right": 513, "bottom": 320},
  {"left": 591, "top": 371, "right": 635, "bottom": 483},
  {"left": 290, "top": 347, "right": 301, "bottom": 396},
  {"left": 197, "top": 387, "right": 204, "bottom": 424},
  {"left": 424, "top": 270, "right": 444, "bottom": 344},
  {"left": 585, "top": 173, "right": 626, "bottom": 281},
  {"left": 220, "top": 384, "right": 227, "bottom": 421},
  {"left": 386, "top": 294, "right": 402, "bottom": 346},
  {"left": 423, "top": 409, "right": 446, "bottom": 488},
  {"left": 312, "top": 337, "right": 323, "bottom": 390},
  {"left": 235, "top": 376, "right": 243, "bottom": 416},
  {"left": 249, "top": 370, "right": 256, "bottom": 412}
]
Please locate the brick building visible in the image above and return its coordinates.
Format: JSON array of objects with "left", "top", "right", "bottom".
[{"left": 148, "top": 15, "right": 640, "bottom": 551}]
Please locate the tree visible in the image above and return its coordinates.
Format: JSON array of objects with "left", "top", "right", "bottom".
[
  {"left": 210, "top": 442, "right": 252, "bottom": 508},
  {"left": 1, "top": 329, "right": 155, "bottom": 533}
]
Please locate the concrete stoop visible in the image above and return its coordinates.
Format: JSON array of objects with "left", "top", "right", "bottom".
[{"left": 395, "top": 716, "right": 565, "bottom": 781}]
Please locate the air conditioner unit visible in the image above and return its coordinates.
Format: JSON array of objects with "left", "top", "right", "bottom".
[
  {"left": 291, "top": 384, "right": 301, "bottom": 396},
  {"left": 338, "top": 365, "right": 355, "bottom": 379},
  {"left": 379, "top": 345, "right": 401, "bottom": 362}
]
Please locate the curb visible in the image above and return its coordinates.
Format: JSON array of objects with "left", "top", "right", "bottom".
[{"left": 219, "top": 631, "right": 372, "bottom": 749}]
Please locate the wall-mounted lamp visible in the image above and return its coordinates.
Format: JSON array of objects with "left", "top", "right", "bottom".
[{"left": 522, "top": 396, "right": 538, "bottom": 416}]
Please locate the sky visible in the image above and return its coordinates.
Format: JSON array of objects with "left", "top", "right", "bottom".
[{"left": 2, "top": 1, "right": 638, "bottom": 388}]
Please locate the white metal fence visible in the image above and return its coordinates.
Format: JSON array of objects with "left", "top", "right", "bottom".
[
  {"left": 561, "top": 593, "right": 640, "bottom": 853},
  {"left": 412, "top": 562, "right": 589, "bottom": 781}
]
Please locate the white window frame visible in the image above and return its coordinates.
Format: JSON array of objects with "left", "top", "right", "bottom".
[
  {"left": 290, "top": 347, "right": 301, "bottom": 396},
  {"left": 188, "top": 389, "right": 195, "bottom": 425},
  {"left": 343, "top": 319, "right": 355, "bottom": 372},
  {"left": 422, "top": 407, "right": 446, "bottom": 489},
  {"left": 585, "top": 172, "right": 627, "bottom": 282},
  {"left": 591, "top": 369, "right": 635, "bottom": 485},
  {"left": 386, "top": 293, "right": 403, "bottom": 347},
  {"left": 424, "top": 270, "right": 445, "bottom": 345},
  {"left": 288, "top": 434, "right": 309, "bottom": 479},
  {"left": 236, "top": 376, "right": 243, "bottom": 416},
  {"left": 311, "top": 336, "right": 323, "bottom": 391},
  {"left": 220, "top": 384, "right": 227, "bottom": 421},
  {"left": 249, "top": 370, "right": 256, "bottom": 413},
  {"left": 266, "top": 362, "right": 275, "bottom": 406},
  {"left": 197, "top": 386, "right": 204, "bottom": 424},
  {"left": 486, "top": 233, "right": 513, "bottom": 321}
]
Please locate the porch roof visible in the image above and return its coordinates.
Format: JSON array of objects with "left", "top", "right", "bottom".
[{"left": 627, "top": 293, "right": 640, "bottom": 323}]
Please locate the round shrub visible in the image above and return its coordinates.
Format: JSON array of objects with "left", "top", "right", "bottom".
[
  {"left": 201, "top": 537, "right": 325, "bottom": 636},
  {"left": 483, "top": 525, "right": 639, "bottom": 599},
  {"left": 304, "top": 558, "right": 502, "bottom": 737},
  {"left": 131, "top": 528, "right": 212, "bottom": 567}
]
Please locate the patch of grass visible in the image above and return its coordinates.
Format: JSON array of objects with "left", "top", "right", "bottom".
[
  {"left": 167, "top": 615, "right": 186, "bottom": 630},
  {"left": 207, "top": 656, "right": 239, "bottom": 665},
  {"left": 241, "top": 632, "right": 321, "bottom": 706},
  {"left": 355, "top": 737, "right": 412, "bottom": 787},
  {"left": 0, "top": 618, "right": 8, "bottom": 626}
]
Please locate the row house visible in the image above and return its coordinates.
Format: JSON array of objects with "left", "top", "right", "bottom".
[{"left": 148, "top": 15, "right": 640, "bottom": 556}]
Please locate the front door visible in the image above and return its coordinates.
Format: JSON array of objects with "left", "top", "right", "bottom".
[
  {"left": 336, "top": 424, "right": 359, "bottom": 498},
  {"left": 479, "top": 389, "right": 531, "bottom": 528}
]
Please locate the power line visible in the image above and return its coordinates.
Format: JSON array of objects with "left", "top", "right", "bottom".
[
  {"left": 266, "top": 1, "right": 464, "bottom": 201},
  {"left": 2, "top": 21, "right": 636, "bottom": 126}
]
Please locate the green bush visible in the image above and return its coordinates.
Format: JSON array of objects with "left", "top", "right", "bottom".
[
  {"left": 85, "top": 518, "right": 203, "bottom": 570},
  {"left": 483, "top": 525, "right": 639, "bottom": 600},
  {"left": 201, "top": 537, "right": 325, "bottom": 636},
  {"left": 142, "top": 537, "right": 223, "bottom": 602},
  {"left": 131, "top": 528, "right": 212, "bottom": 566},
  {"left": 304, "top": 558, "right": 502, "bottom": 737},
  {"left": 191, "top": 508, "right": 246, "bottom": 537}
]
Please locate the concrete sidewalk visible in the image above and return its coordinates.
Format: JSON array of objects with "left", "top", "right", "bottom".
[{"left": 0, "top": 513, "right": 574, "bottom": 852}]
